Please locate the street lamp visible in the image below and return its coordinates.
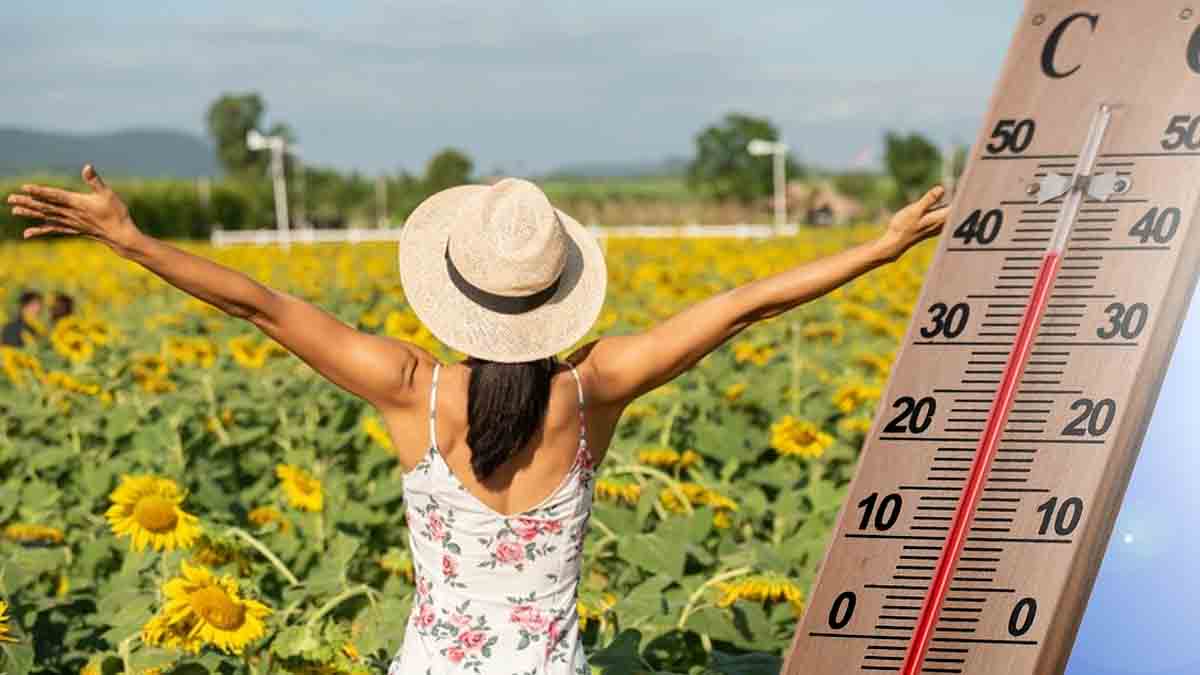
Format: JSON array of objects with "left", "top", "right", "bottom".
[
  {"left": 246, "top": 129, "right": 297, "bottom": 247},
  {"left": 747, "top": 139, "right": 789, "bottom": 230}
]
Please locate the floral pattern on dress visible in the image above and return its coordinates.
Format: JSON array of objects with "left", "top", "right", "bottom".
[
  {"left": 389, "top": 361, "right": 595, "bottom": 675},
  {"left": 410, "top": 496, "right": 467, "bottom": 590},
  {"left": 476, "top": 517, "right": 562, "bottom": 572}
]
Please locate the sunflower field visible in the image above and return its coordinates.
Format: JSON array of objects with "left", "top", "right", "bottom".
[{"left": 0, "top": 228, "right": 933, "bottom": 674}]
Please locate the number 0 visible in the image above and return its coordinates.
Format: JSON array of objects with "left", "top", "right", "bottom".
[
  {"left": 829, "top": 591, "right": 856, "bottom": 629},
  {"left": 1009, "top": 597, "right": 1038, "bottom": 637}
]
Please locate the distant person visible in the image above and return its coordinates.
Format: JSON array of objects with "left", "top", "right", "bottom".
[
  {"left": 7, "top": 165, "right": 947, "bottom": 673},
  {"left": 1, "top": 290, "right": 43, "bottom": 347},
  {"left": 49, "top": 292, "right": 75, "bottom": 324}
]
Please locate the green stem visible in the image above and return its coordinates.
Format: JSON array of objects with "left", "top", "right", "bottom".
[
  {"left": 658, "top": 400, "right": 683, "bottom": 448},
  {"left": 609, "top": 464, "right": 694, "bottom": 516},
  {"left": 305, "top": 584, "right": 380, "bottom": 633},
  {"left": 790, "top": 321, "right": 802, "bottom": 417},
  {"left": 225, "top": 527, "right": 300, "bottom": 586},
  {"left": 676, "top": 566, "right": 753, "bottom": 630},
  {"left": 170, "top": 423, "right": 185, "bottom": 471},
  {"left": 117, "top": 635, "right": 135, "bottom": 674}
]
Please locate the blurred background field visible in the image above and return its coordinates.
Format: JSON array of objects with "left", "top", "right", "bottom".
[
  {"left": 0, "top": 228, "right": 934, "bottom": 674},
  {"left": 0, "top": 5, "right": 974, "bottom": 671}
]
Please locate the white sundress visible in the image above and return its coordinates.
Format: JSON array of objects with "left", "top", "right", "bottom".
[{"left": 388, "top": 361, "right": 596, "bottom": 675}]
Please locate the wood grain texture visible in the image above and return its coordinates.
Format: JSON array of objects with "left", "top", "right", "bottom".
[{"left": 782, "top": 2, "right": 1200, "bottom": 673}]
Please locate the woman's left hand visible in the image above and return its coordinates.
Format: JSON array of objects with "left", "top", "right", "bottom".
[{"left": 7, "top": 164, "right": 143, "bottom": 256}]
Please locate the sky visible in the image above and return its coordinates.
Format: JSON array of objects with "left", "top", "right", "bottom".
[
  {"left": 0, "top": 1, "right": 1022, "bottom": 175},
  {"left": 1065, "top": 285, "right": 1200, "bottom": 675}
]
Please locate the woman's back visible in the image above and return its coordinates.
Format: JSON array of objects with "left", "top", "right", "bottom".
[{"left": 389, "top": 361, "right": 597, "bottom": 674}]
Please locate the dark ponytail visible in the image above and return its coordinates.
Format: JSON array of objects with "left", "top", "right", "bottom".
[{"left": 466, "top": 356, "right": 558, "bottom": 482}]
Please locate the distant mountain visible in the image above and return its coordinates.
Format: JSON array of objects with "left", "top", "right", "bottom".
[
  {"left": 542, "top": 156, "right": 689, "bottom": 179},
  {"left": 0, "top": 128, "right": 219, "bottom": 178}
]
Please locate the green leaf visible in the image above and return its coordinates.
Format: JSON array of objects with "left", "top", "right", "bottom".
[
  {"left": 0, "top": 642, "right": 36, "bottom": 674},
  {"left": 620, "top": 534, "right": 685, "bottom": 579},
  {"left": 128, "top": 647, "right": 179, "bottom": 671},
  {"left": 271, "top": 625, "right": 320, "bottom": 658},
  {"left": 707, "top": 649, "right": 783, "bottom": 675},
  {"left": 589, "top": 629, "right": 645, "bottom": 674},
  {"left": 636, "top": 484, "right": 661, "bottom": 529}
]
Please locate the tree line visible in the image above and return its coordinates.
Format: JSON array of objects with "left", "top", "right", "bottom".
[{"left": 0, "top": 92, "right": 955, "bottom": 239}]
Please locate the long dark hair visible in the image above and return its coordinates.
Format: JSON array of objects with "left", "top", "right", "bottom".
[{"left": 465, "top": 356, "right": 558, "bottom": 482}]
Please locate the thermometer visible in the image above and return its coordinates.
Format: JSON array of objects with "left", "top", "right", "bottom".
[{"left": 784, "top": 2, "right": 1200, "bottom": 673}]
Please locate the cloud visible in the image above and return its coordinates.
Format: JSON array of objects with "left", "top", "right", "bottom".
[{"left": 0, "top": 2, "right": 1015, "bottom": 173}]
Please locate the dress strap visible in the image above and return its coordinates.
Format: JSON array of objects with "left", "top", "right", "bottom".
[
  {"left": 565, "top": 363, "right": 593, "bottom": 469},
  {"left": 428, "top": 363, "right": 441, "bottom": 449}
]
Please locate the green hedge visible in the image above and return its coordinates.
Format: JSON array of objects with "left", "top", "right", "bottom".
[{"left": 0, "top": 176, "right": 276, "bottom": 240}]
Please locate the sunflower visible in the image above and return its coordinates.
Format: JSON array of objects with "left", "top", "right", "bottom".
[
  {"left": 378, "top": 548, "right": 415, "bottom": 583},
  {"left": 1, "top": 347, "right": 43, "bottom": 386},
  {"left": 3, "top": 522, "right": 65, "bottom": 545},
  {"left": 831, "top": 382, "right": 881, "bottom": 414},
  {"left": 51, "top": 328, "right": 94, "bottom": 363},
  {"left": 228, "top": 335, "right": 266, "bottom": 369},
  {"left": 732, "top": 341, "right": 775, "bottom": 366},
  {"left": 153, "top": 560, "right": 271, "bottom": 654},
  {"left": 659, "top": 483, "right": 738, "bottom": 513},
  {"left": 190, "top": 533, "right": 238, "bottom": 567},
  {"left": 636, "top": 447, "right": 680, "bottom": 468},
  {"left": 801, "top": 321, "right": 845, "bottom": 343},
  {"left": 131, "top": 354, "right": 175, "bottom": 393},
  {"left": 0, "top": 599, "right": 17, "bottom": 642},
  {"left": 166, "top": 336, "right": 216, "bottom": 368},
  {"left": 577, "top": 592, "right": 618, "bottom": 629},
  {"left": 838, "top": 416, "right": 873, "bottom": 438},
  {"left": 276, "top": 464, "right": 323, "bottom": 512},
  {"left": 855, "top": 351, "right": 894, "bottom": 377},
  {"left": 384, "top": 310, "right": 422, "bottom": 337},
  {"left": 594, "top": 477, "right": 641, "bottom": 506},
  {"left": 358, "top": 310, "right": 382, "bottom": 328},
  {"left": 141, "top": 611, "right": 203, "bottom": 653},
  {"left": 247, "top": 505, "right": 290, "bottom": 533},
  {"left": 770, "top": 416, "right": 834, "bottom": 459},
  {"left": 44, "top": 371, "right": 105, "bottom": 399},
  {"left": 105, "top": 475, "right": 201, "bottom": 552},
  {"left": 621, "top": 403, "right": 655, "bottom": 420},
  {"left": 723, "top": 382, "right": 747, "bottom": 402},
  {"left": 713, "top": 574, "right": 805, "bottom": 617},
  {"left": 84, "top": 318, "right": 117, "bottom": 346},
  {"left": 362, "top": 416, "right": 393, "bottom": 450},
  {"left": 636, "top": 447, "right": 700, "bottom": 469},
  {"left": 80, "top": 660, "right": 101, "bottom": 675}
]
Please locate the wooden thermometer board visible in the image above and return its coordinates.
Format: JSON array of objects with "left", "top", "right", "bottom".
[{"left": 783, "top": 2, "right": 1200, "bottom": 674}]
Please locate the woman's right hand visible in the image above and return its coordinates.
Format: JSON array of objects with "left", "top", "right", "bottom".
[
  {"left": 876, "top": 185, "right": 950, "bottom": 261},
  {"left": 6, "top": 164, "right": 144, "bottom": 257}
]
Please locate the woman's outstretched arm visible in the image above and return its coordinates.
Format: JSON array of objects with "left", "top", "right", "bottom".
[
  {"left": 575, "top": 185, "right": 950, "bottom": 407},
  {"left": 7, "top": 165, "right": 423, "bottom": 410}
]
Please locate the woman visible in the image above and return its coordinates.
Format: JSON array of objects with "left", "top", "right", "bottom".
[{"left": 7, "top": 166, "right": 948, "bottom": 673}]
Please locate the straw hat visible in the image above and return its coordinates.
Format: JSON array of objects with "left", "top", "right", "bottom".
[{"left": 398, "top": 178, "right": 608, "bottom": 363}]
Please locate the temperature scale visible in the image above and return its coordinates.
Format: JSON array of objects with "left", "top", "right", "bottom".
[{"left": 783, "top": 2, "right": 1200, "bottom": 673}]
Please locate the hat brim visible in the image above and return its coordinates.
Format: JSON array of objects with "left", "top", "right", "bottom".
[{"left": 398, "top": 185, "right": 608, "bottom": 363}]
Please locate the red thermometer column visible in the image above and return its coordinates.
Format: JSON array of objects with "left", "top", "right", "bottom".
[{"left": 900, "top": 104, "right": 1116, "bottom": 675}]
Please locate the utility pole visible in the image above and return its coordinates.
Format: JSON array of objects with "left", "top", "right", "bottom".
[
  {"left": 376, "top": 175, "right": 388, "bottom": 228},
  {"left": 747, "top": 139, "right": 790, "bottom": 232},
  {"left": 294, "top": 155, "right": 307, "bottom": 229},
  {"left": 246, "top": 129, "right": 296, "bottom": 248}
]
